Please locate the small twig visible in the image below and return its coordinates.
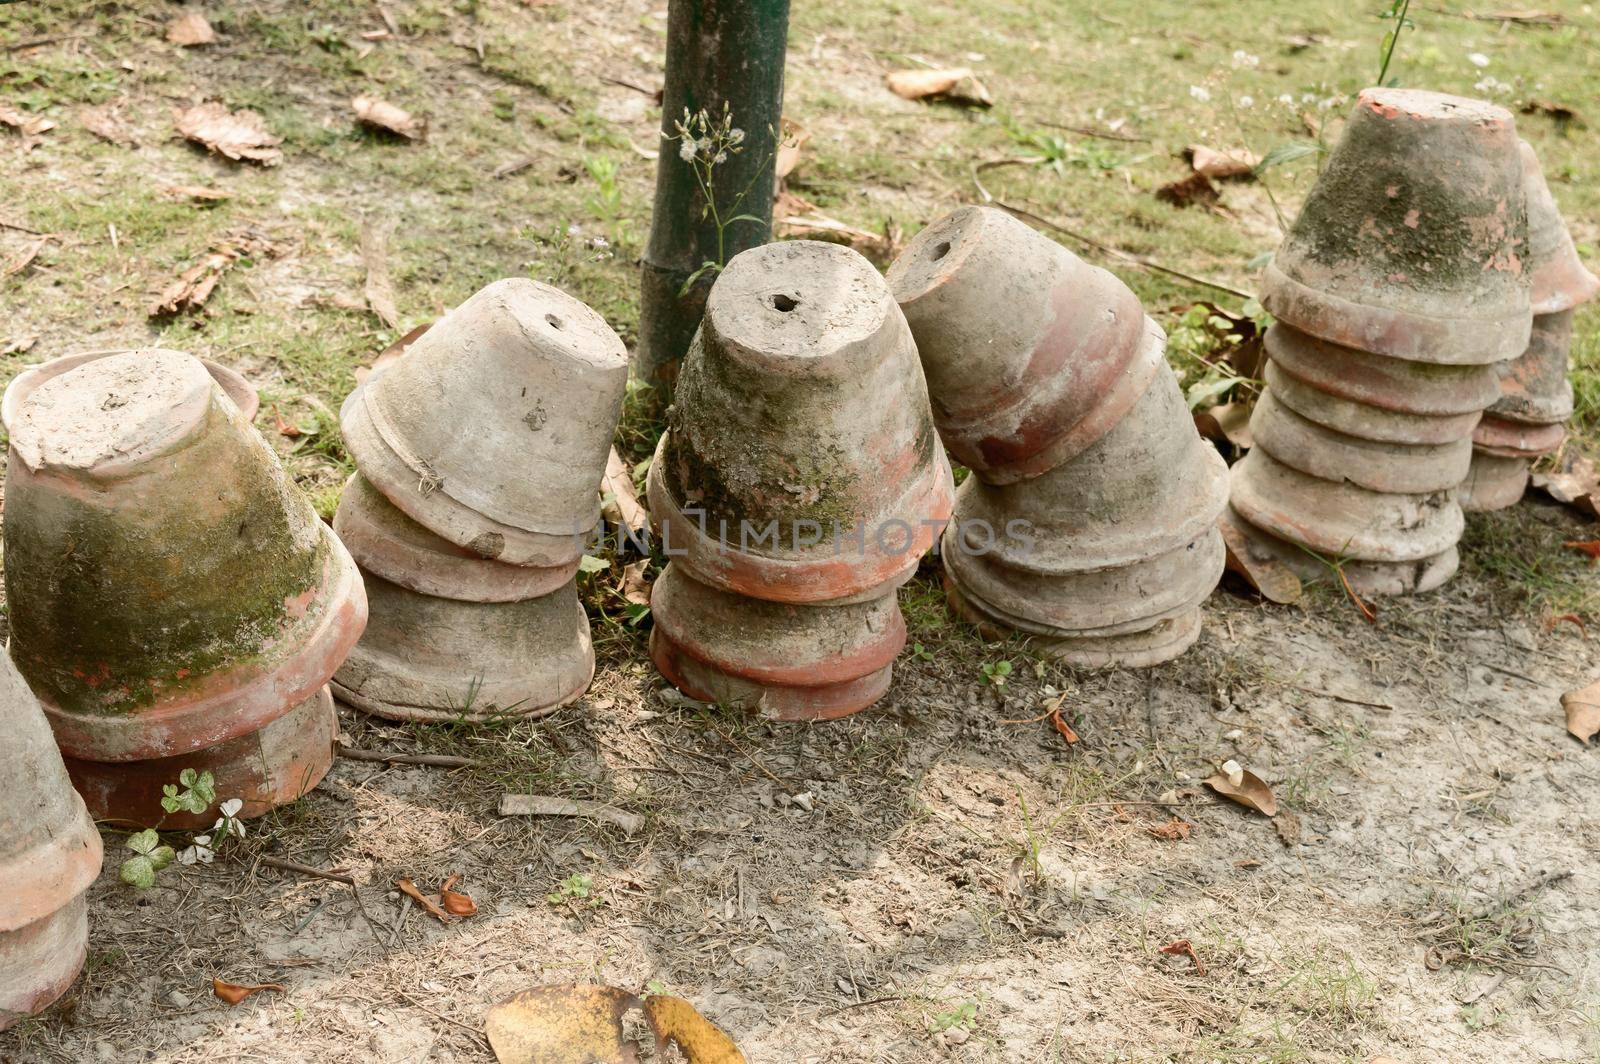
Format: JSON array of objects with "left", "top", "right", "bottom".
[
  {"left": 991, "top": 201, "right": 1254, "bottom": 300},
  {"left": 599, "top": 75, "right": 661, "bottom": 98},
  {"left": 5, "top": 33, "right": 92, "bottom": 52},
  {"left": 0, "top": 219, "right": 46, "bottom": 235},
  {"left": 337, "top": 745, "right": 477, "bottom": 769},
  {"left": 1037, "top": 120, "right": 1147, "bottom": 142},
  {"left": 1285, "top": 683, "right": 1395, "bottom": 712},
  {"left": 706, "top": 721, "right": 790, "bottom": 790},
  {"left": 259, "top": 856, "right": 354, "bottom": 885}
]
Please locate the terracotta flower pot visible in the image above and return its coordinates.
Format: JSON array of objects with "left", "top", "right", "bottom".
[
  {"left": 3, "top": 350, "right": 366, "bottom": 769},
  {"left": 886, "top": 205, "right": 1163, "bottom": 483},
  {"left": 1263, "top": 360, "right": 1481, "bottom": 446},
  {"left": 333, "top": 575, "right": 594, "bottom": 722},
  {"left": 334, "top": 473, "right": 575, "bottom": 603},
  {"left": 341, "top": 278, "right": 628, "bottom": 566},
  {"left": 648, "top": 563, "right": 904, "bottom": 721},
  {"left": 1459, "top": 452, "right": 1531, "bottom": 513},
  {"left": 1220, "top": 506, "right": 1458, "bottom": 597},
  {"left": 1229, "top": 449, "right": 1463, "bottom": 571},
  {"left": 649, "top": 240, "right": 953, "bottom": 604},
  {"left": 0, "top": 650, "right": 102, "bottom": 1031},
  {"left": 1262, "top": 88, "right": 1530, "bottom": 365},
  {"left": 1263, "top": 322, "right": 1502, "bottom": 419},
  {"left": 1249, "top": 388, "right": 1473, "bottom": 494},
  {"left": 3, "top": 348, "right": 259, "bottom": 425},
  {"left": 1488, "top": 311, "right": 1576, "bottom": 427},
  {"left": 1522, "top": 140, "right": 1599, "bottom": 315},
  {"left": 1472, "top": 413, "right": 1565, "bottom": 458}
]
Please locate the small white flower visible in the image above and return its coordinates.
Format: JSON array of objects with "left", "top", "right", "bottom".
[
  {"left": 1467, "top": 52, "right": 1490, "bottom": 67},
  {"left": 677, "top": 138, "right": 697, "bottom": 162},
  {"left": 1278, "top": 93, "right": 1294, "bottom": 106},
  {"left": 727, "top": 127, "right": 745, "bottom": 145},
  {"left": 1190, "top": 85, "right": 1211, "bottom": 102},
  {"left": 1238, "top": 95, "right": 1254, "bottom": 109},
  {"left": 1231, "top": 49, "right": 1260, "bottom": 69}
]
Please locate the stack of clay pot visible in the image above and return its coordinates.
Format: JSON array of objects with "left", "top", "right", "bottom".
[
  {"left": 647, "top": 240, "right": 954, "bottom": 719},
  {"left": 336, "top": 279, "right": 627, "bottom": 720},
  {"left": 2, "top": 349, "right": 366, "bottom": 828},
  {"left": 1462, "top": 141, "right": 1599, "bottom": 510},
  {"left": 888, "top": 206, "right": 1229, "bottom": 668},
  {"left": 0, "top": 647, "right": 101, "bottom": 1029},
  {"left": 1227, "top": 88, "right": 1532, "bottom": 595}
]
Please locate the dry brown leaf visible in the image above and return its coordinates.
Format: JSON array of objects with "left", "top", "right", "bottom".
[
  {"left": 1156, "top": 171, "right": 1219, "bottom": 209},
  {"left": 1521, "top": 98, "right": 1582, "bottom": 126},
  {"left": 1531, "top": 452, "right": 1600, "bottom": 520},
  {"left": 353, "top": 95, "right": 427, "bottom": 141},
  {"left": 79, "top": 105, "right": 138, "bottom": 147},
  {"left": 1, "top": 336, "right": 39, "bottom": 356},
  {"left": 213, "top": 978, "right": 284, "bottom": 1005},
  {"left": 1185, "top": 144, "right": 1259, "bottom": 181},
  {"left": 1218, "top": 513, "right": 1302, "bottom": 605},
  {"left": 1048, "top": 707, "right": 1079, "bottom": 745},
  {"left": 778, "top": 212, "right": 901, "bottom": 266},
  {"left": 360, "top": 220, "right": 400, "bottom": 328},
  {"left": 166, "top": 11, "right": 217, "bottom": 46},
  {"left": 1193, "top": 401, "right": 1253, "bottom": 450},
  {"left": 3, "top": 236, "right": 51, "bottom": 278},
  {"left": 440, "top": 874, "right": 477, "bottom": 917},
  {"left": 1158, "top": 938, "right": 1206, "bottom": 975},
  {"left": 165, "top": 184, "right": 231, "bottom": 203},
  {"left": 396, "top": 877, "right": 450, "bottom": 922},
  {"left": 1338, "top": 567, "right": 1378, "bottom": 624},
  {"left": 1146, "top": 817, "right": 1192, "bottom": 841},
  {"left": 486, "top": 984, "right": 745, "bottom": 1064},
  {"left": 1205, "top": 762, "right": 1278, "bottom": 817},
  {"left": 0, "top": 104, "right": 57, "bottom": 138},
  {"left": 774, "top": 118, "right": 810, "bottom": 181},
  {"left": 1565, "top": 540, "right": 1600, "bottom": 562},
  {"left": 619, "top": 560, "right": 651, "bottom": 607},
  {"left": 1561, "top": 679, "right": 1600, "bottom": 745},
  {"left": 884, "top": 68, "right": 993, "bottom": 107},
  {"left": 499, "top": 794, "right": 644, "bottom": 837},
  {"left": 771, "top": 189, "right": 816, "bottom": 223},
  {"left": 601, "top": 447, "right": 648, "bottom": 532},
  {"left": 149, "top": 233, "right": 267, "bottom": 317},
  {"left": 175, "top": 102, "right": 282, "bottom": 165},
  {"left": 1273, "top": 809, "right": 1302, "bottom": 848}
]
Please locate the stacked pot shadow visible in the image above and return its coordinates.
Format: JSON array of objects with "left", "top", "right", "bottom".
[
  {"left": 336, "top": 279, "right": 628, "bottom": 721},
  {"left": 1462, "top": 141, "right": 1600, "bottom": 510},
  {"left": 2, "top": 349, "right": 366, "bottom": 829},
  {"left": 1228, "top": 88, "right": 1533, "bottom": 596},
  {"left": 887, "top": 206, "right": 1229, "bottom": 668},
  {"left": 647, "top": 241, "right": 954, "bottom": 719}
]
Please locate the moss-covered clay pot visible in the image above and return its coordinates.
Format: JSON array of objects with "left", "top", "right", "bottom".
[
  {"left": 1263, "top": 360, "right": 1481, "bottom": 447},
  {"left": 648, "top": 563, "right": 904, "bottom": 721},
  {"left": 649, "top": 240, "right": 953, "bottom": 605},
  {"left": 1522, "top": 140, "right": 1599, "bottom": 315},
  {"left": 886, "top": 205, "right": 1163, "bottom": 484},
  {"left": 342, "top": 278, "right": 628, "bottom": 566},
  {"left": 3, "top": 348, "right": 260, "bottom": 425},
  {"left": 1262, "top": 88, "right": 1530, "bottom": 365},
  {"left": 1219, "top": 505, "right": 1458, "bottom": 597},
  {"left": 1228, "top": 449, "right": 1463, "bottom": 596},
  {"left": 334, "top": 473, "right": 574, "bottom": 603},
  {"left": 1488, "top": 311, "right": 1576, "bottom": 427},
  {"left": 333, "top": 575, "right": 593, "bottom": 722},
  {"left": 1250, "top": 387, "right": 1472, "bottom": 494},
  {"left": 2, "top": 350, "right": 366, "bottom": 764},
  {"left": 0, "top": 650, "right": 102, "bottom": 1030},
  {"left": 63, "top": 687, "right": 336, "bottom": 830}
]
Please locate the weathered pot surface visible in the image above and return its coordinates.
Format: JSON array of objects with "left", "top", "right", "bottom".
[
  {"left": 1522, "top": 140, "right": 1599, "bottom": 315},
  {"left": 1220, "top": 506, "right": 1458, "bottom": 597},
  {"left": 1489, "top": 311, "right": 1576, "bottom": 426},
  {"left": 887, "top": 205, "right": 1163, "bottom": 483},
  {"left": 1262, "top": 88, "right": 1530, "bottom": 365},
  {"left": 1264, "top": 359, "right": 1481, "bottom": 446},
  {"left": 342, "top": 278, "right": 628, "bottom": 560},
  {"left": 1262, "top": 321, "right": 1503, "bottom": 417},
  {"left": 3, "top": 347, "right": 260, "bottom": 424},
  {"left": 334, "top": 574, "right": 593, "bottom": 722},
  {"left": 652, "top": 240, "right": 952, "bottom": 604},
  {"left": 1472, "top": 413, "right": 1565, "bottom": 458},
  {"left": 3, "top": 350, "right": 366, "bottom": 762},
  {"left": 1459, "top": 450, "right": 1531, "bottom": 512}
]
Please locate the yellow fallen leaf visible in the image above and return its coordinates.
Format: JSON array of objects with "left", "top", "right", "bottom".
[{"left": 1561, "top": 679, "right": 1600, "bottom": 744}]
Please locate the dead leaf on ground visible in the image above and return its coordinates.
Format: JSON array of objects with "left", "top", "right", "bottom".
[
  {"left": 601, "top": 447, "right": 649, "bottom": 532},
  {"left": 1146, "top": 817, "right": 1192, "bottom": 841},
  {"left": 1193, "top": 400, "right": 1254, "bottom": 450},
  {"left": 499, "top": 794, "right": 644, "bottom": 837},
  {"left": 1218, "top": 513, "right": 1303, "bottom": 605},
  {"left": 486, "top": 984, "right": 744, "bottom": 1064},
  {"left": 165, "top": 184, "right": 231, "bottom": 203},
  {"left": 1561, "top": 679, "right": 1600, "bottom": 745},
  {"left": 1546, "top": 612, "right": 1588, "bottom": 639},
  {"left": 440, "top": 874, "right": 477, "bottom": 917},
  {"left": 772, "top": 189, "right": 817, "bottom": 223},
  {"left": 0, "top": 104, "right": 57, "bottom": 138},
  {"left": 79, "top": 105, "right": 138, "bottom": 147},
  {"left": 396, "top": 877, "right": 451, "bottom": 922},
  {"left": 1185, "top": 144, "right": 1259, "bottom": 181},
  {"left": 1205, "top": 760, "right": 1278, "bottom": 817},
  {"left": 1273, "top": 810, "right": 1302, "bottom": 848},
  {"left": 1531, "top": 452, "right": 1600, "bottom": 519},
  {"left": 1338, "top": 567, "right": 1378, "bottom": 624},
  {"left": 3, "top": 236, "right": 51, "bottom": 279},
  {"left": 1156, "top": 171, "right": 1219, "bottom": 209},
  {"left": 213, "top": 978, "right": 285, "bottom": 1005},
  {"left": 166, "top": 11, "right": 217, "bottom": 46},
  {"left": 149, "top": 232, "right": 270, "bottom": 317},
  {"left": 619, "top": 560, "right": 651, "bottom": 607},
  {"left": 1048, "top": 706, "right": 1079, "bottom": 745},
  {"left": 1158, "top": 938, "right": 1207, "bottom": 975},
  {"left": 1565, "top": 540, "right": 1600, "bottom": 562},
  {"left": 2, "top": 336, "right": 39, "bottom": 356},
  {"left": 353, "top": 95, "right": 427, "bottom": 141},
  {"left": 175, "top": 102, "right": 282, "bottom": 166},
  {"left": 774, "top": 118, "right": 809, "bottom": 182},
  {"left": 360, "top": 220, "right": 400, "bottom": 328},
  {"left": 356, "top": 320, "right": 432, "bottom": 386},
  {"left": 884, "top": 67, "right": 993, "bottom": 107},
  {"left": 778, "top": 213, "right": 901, "bottom": 266},
  {"left": 1521, "top": 98, "right": 1583, "bottom": 126}
]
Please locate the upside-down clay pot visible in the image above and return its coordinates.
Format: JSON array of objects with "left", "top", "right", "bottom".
[
  {"left": 342, "top": 278, "right": 628, "bottom": 566},
  {"left": 1489, "top": 312, "right": 1576, "bottom": 427},
  {"left": 2, "top": 348, "right": 260, "bottom": 426},
  {"left": 1219, "top": 505, "right": 1459, "bottom": 597},
  {"left": 2, "top": 350, "right": 364, "bottom": 823},
  {"left": 648, "top": 563, "right": 905, "bottom": 720},
  {"left": 1261, "top": 88, "right": 1530, "bottom": 365},
  {"left": 1522, "top": 140, "right": 1600, "bottom": 315},
  {"left": 333, "top": 575, "right": 594, "bottom": 723},
  {"left": 1263, "top": 358, "right": 1482, "bottom": 446},
  {"left": 649, "top": 240, "right": 953, "bottom": 604},
  {"left": 886, "top": 205, "right": 1163, "bottom": 483},
  {"left": 0, "top": 651, "right": 102, "bottom": 1030},
  {"left": 1249, "top": 388, "right": 1473, "bottom": 494},
  {"left": 1459, "top": 452, "right": 1532, "bottom": 513}
]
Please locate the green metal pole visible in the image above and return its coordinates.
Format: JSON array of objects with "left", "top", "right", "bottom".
[{"left": 637, "top": 0, "right": 791, "bottom": 393}]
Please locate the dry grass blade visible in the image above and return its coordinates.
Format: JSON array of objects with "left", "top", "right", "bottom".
[
  {"left": 360, "top": 220, "right": 400, "bottom": 328},
  {"left": 3, "top": 236, "right": 51, "bottom": 278}
]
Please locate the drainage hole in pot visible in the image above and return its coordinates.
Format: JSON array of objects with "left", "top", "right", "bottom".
[
  {"left": 545, "top": 313, "right": 564, "bottom": 330},
  {"left": 931, "top": 241, "right": 951, "bottom": 261},
  {"left": 771, "top": 293, "right": 799, "bottom": 312}
]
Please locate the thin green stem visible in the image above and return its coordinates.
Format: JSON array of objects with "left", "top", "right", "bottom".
[{"left": 1377, "top": 0, "right": 1412, "bottom": 86}]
